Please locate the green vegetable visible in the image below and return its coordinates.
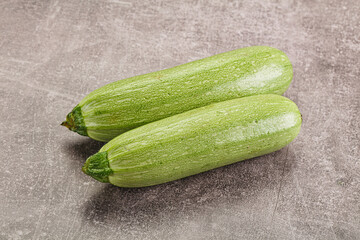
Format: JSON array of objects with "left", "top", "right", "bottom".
[
  {"left": 82, "top": 94, "right": 302, "bottom": 187},
  {"left": 62, "top": 46, "right": 293, "bottom": 142}
]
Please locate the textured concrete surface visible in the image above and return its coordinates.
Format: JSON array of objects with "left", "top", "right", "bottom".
[{"left": 1, "top": 0, "right": 359, "bottom": 239}]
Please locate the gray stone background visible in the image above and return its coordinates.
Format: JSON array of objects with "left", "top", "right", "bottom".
[{"left": 1, "top": 0, "right": 359, "bottom": 239}]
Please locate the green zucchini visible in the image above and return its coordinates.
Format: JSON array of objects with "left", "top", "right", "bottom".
[
  {"left": 82, "top": 94, "right": 301, "bottom": 187},
  {"left": 62, "top": 46, "right": 293, "bottom": 142}
]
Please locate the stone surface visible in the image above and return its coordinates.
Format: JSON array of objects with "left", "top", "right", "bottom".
[{"left": 1, "top": 0, "right": 359, "bottom": 239}]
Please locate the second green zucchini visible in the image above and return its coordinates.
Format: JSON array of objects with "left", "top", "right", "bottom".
[{"left": 82, "top": 94, "right": 302, "bottom": 187}]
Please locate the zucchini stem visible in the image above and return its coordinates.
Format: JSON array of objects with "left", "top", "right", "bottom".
[
  {"left": 82, "top": 152, "right": 113, "bottom": 183},
  {"left": 61, "top": 105, "right": 88, "bottom": 136}
]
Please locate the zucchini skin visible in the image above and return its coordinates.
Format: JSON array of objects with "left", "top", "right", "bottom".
[
  {"left": 82, "top": 94, "right": 302, "bottom": 187},
  {"left": 64, "top": 46, "right": 293, "bottom": 142}
]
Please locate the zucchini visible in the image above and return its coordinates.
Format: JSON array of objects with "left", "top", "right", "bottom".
[
  {"left": 82, "top": 94, "right": 302, "bottom": 187},
  {"left": 62, "top": 46, "right": 293, "bottom": 142}
]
